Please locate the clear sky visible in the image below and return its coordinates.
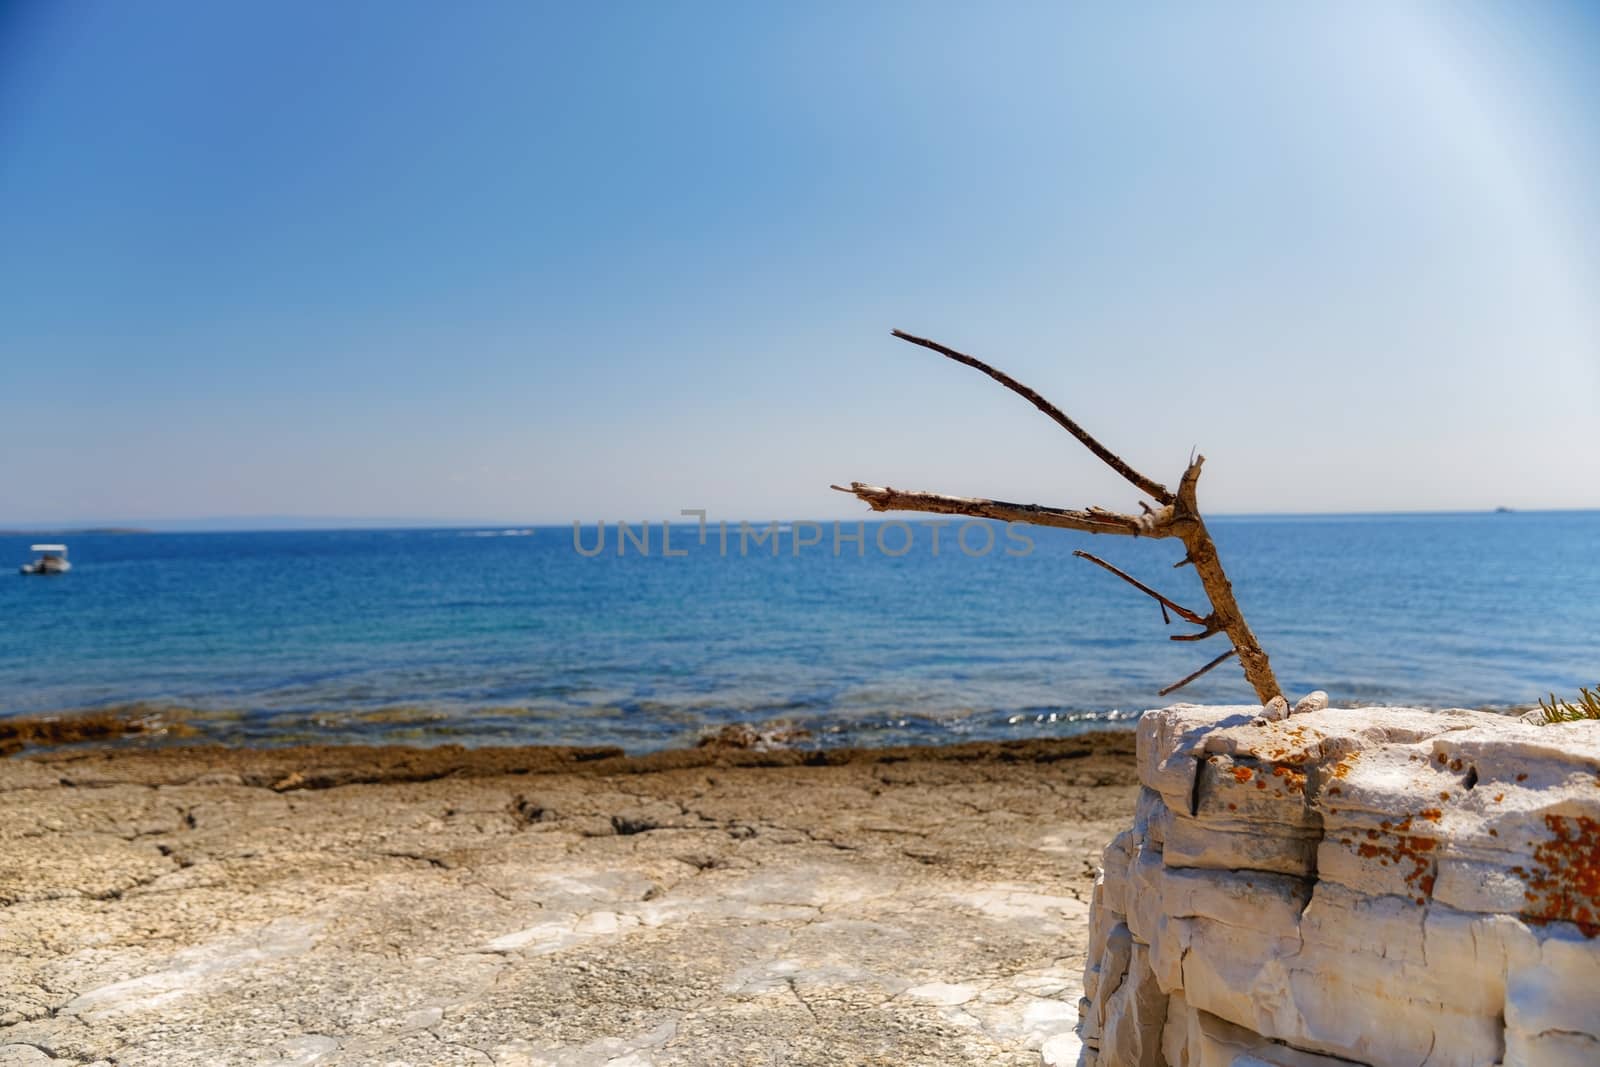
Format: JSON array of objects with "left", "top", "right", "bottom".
[{"left": 3, "top": 1, "right": 1597, "bottom": 526}]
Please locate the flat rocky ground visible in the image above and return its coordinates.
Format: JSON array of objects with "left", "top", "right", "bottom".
[{"left": 0, "top": 734, "right": 1137, "bottom": 1067}]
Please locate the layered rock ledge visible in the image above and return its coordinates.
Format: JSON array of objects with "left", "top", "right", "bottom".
[{"left": 1078, "top": 705, "right": 1600, "bottom": 1067}]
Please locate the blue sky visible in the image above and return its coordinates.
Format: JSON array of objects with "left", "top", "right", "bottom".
[{"left": 3, "top": 1, "right": 1597, "bottom": 525}]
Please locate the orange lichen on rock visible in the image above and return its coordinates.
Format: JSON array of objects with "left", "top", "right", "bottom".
[
  {"left": 1354, "top": 829, "right": 1439, "bottom": 905},
  {"left": 1519, "top": 814, "right": 1600, "bottom": 937},
  {"left": 1260, "top": 726, "right": 1317, "bottom": 767},
  {"left": 1270, "top": 765, "right": 1307, "bottom": 793},
  {"left": 1232, "top": 766, "right": 1253, "bottom": 783}
]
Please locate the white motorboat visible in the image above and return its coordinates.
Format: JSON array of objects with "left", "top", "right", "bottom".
[{"left": 20, "top": 544, "right": 71, "bottom": 575}]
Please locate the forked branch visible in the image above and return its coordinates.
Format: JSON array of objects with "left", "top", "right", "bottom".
[{"left": 835, "top": 330, "right": 1282, "bottom": 705}]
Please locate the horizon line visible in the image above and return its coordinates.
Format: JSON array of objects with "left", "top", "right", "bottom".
[{"left": 3, "top": 505, "right": 1596, "bottom": 535}]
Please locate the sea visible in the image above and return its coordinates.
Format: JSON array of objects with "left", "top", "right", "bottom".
[{"left": 2, "top": 512, "right": 1596, "bottom": 752}]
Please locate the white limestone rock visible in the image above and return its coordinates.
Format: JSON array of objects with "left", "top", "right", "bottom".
[
  {"left": 1079, "top": 704, "right": 1600, "bottom": 1067},
  {"left": 1291, "top": 691, "right": 1329, "bottom": 716}
]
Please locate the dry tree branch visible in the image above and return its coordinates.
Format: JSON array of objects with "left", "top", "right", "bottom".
[
  {"left": 829, "top": 484, "right": 1157, "bottom": 537},
  {"left": 1168, "top": 456, "right": 1278, "bottom": 700},
  {"left": 834, "top": 330, "right": 1283, "bottom": 705},
  {"left": 1169, "top": 623, "right": 1225, "bottom": 643},
  {"left": 890, "top": 330, "right": 1174, "bottom": 505},
  {"left": 1071, "top": 550, "right": 1209, "bottom": 626},
  {"left": 1158, "top": 649, "right": 1238, "bottom": 697}
]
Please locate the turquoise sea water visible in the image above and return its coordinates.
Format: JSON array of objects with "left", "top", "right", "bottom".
[{"left": 2, "top": 513, "right": 1596, "bottom": 751}]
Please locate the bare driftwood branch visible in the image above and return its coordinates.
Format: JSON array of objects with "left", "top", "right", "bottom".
[
  {"left": 830, "top": 484, "right": 1161, "bottom": 537},
  {"left": 1169, "top": 623, "right": 1224, "bottom": 643},
  {"left": 890, "top": 330, "right": 1174, "bottom": 505},
  {"left": 1159, "top": 649, "right": 1238, "bottom": 697},
  {"left": 1071, "top": 550, "right": 1209, "bottom": 626},
  {"left": 836, "top": 331, "right": 1283, "bottom": 705}
]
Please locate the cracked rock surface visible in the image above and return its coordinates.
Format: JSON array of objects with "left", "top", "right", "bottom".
[
  {"left": 1079, "top": 704, "right": 1600, "bottom": 1067},
  {"left": 0, "top": 734, "right": 1136, "bottom": 1066}
]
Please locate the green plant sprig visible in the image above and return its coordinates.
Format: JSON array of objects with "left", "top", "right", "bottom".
[{"left": 1538, "top": 684, "right": 1600, "bottom": 724}]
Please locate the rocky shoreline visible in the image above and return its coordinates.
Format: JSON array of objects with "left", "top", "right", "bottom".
[
  {"left": 1, "top": 732, "right": 1135, "bottom": 1066},
  {"left": 1080, "top": 704, "right": 1600, "bottom": 1067}
]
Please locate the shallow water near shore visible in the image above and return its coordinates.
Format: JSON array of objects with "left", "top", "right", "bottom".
[{"left": 2, "top": 511, "right": 1596, "bottom": 751}]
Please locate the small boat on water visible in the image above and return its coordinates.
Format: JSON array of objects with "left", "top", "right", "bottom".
[{"left": 20, "top": 544, "right": 71, "bottom": 575}]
